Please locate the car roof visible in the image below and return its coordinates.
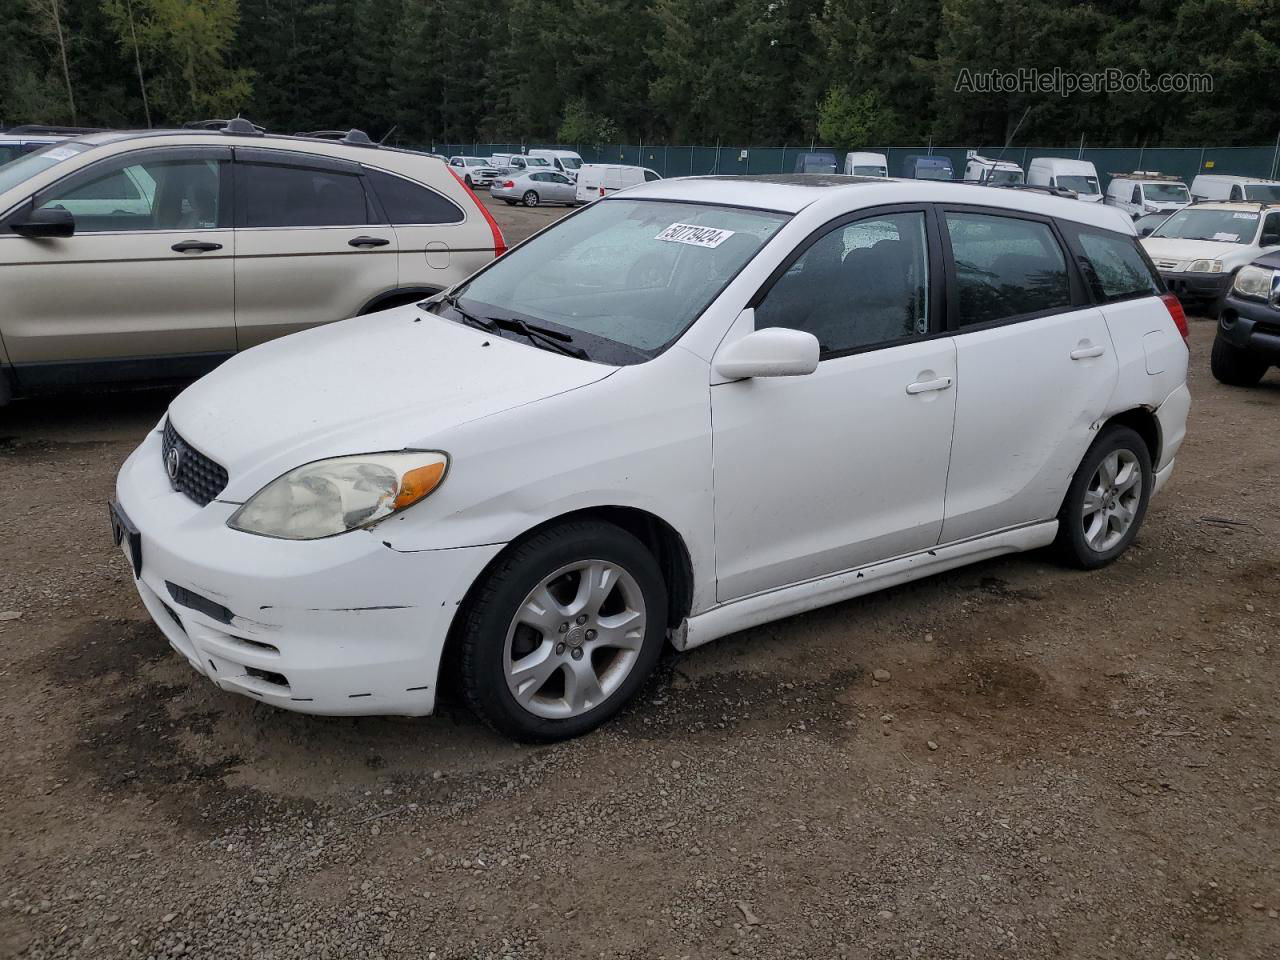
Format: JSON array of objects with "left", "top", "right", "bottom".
[
  {"left": 1186, "top": 201, "right": 1280, "bottom": 211},
  {"left": 616, "top": 174, "right": 1138, "bottom": 228},
  {"left": 56, "top": 127, "right": 440, "bottom": 162}
]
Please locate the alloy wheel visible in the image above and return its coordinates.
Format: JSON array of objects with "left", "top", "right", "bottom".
[
  {"left": 1082, "top": 449, "right": 1143, "bottom": 552},
  {"left": 503, "top": 559, "right": 646, "bottom": 720}
]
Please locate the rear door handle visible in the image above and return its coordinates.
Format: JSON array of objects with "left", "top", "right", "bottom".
[
  {"left": 171, "top": 240, "right": 222, "bottom": 253},
  {"left": 1070, "top": 344, "right": 1105, "bottom": 360},
  {"left": 905, "top": 376, "right": 953, "bottom": 395},
  {"left": 348, "top": 236, "right": 391, "bottom": 248}
]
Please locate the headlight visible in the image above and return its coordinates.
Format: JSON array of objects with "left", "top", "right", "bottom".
[
  {"left": 228, "top": 452, "right": 448, "bottom": 540},
  {"left": 1232, "top": 264, "right": 1278, "bottom": 301},
  {"left": 1187, "top": 260, "right": 1223, "bottom": 273}
]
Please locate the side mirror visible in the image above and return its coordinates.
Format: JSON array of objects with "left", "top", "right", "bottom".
[
  {"left": 1139, "top": 225, "right": 1155, "bottom": 237},
  {"left": 1262, "top": 233, "right": 1280, "bottom": 247},
  {"left": 714, "top": 327, "right": 820, "bottom": 380},
  {"left": 12, "top": 206, "right": 75, "bottom": 239}
]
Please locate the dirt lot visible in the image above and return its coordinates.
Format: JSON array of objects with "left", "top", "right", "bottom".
[{"left": 2, "top": 196, "right": 1278, "bottom": 960}]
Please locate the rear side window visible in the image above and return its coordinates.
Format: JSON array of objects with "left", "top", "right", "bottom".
[
  {"left": 365, "top": 169, "right": 463, "bottom": 225},
  {"left": 945, "top": 212, "right": 1071, "bottom": 326},
  {"left": 1074, "top": 229, "right": 1161, "bottom": 302},
  {"left": 239, "top": 162, "right": 367, "bottom": 227}
]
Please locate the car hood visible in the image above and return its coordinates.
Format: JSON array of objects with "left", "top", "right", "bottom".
[
  {"left": 167, "top": 306, "right": 615, "bottom": 500},
  {"left": 1141, "top": 236, "right": 1245, "bottom": 262}
]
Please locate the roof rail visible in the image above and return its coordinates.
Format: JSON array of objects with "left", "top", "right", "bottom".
[
  {"left": 987, "top": 183, "right": 1078, "bottom": 198},
  {"left": 293, "top": 128, "right": 377, "bottom": 148},
  {"left": 184, "top": 118, "right": 265, "bottom": 135},
  {"left": 5, "top": 124, "right": 104, "bottom": 135},
  {"left": 1108, "top": 171, "right": 1184, "bottom": 181}
]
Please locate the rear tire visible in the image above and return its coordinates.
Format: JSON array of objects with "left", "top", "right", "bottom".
[
  {"left": 1053, "top": 425, "right": 1153, "bottom": 570},
  {"left": 457, "top": 520, "right": 667, "bottom": 742},
  {"left": 1211, "top": 332, "right": 1267, "bottom": 386},
  {"left": 522, "top": 191, "right": 539, "bottom": 207}
]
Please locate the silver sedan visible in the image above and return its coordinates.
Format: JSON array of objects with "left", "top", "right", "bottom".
[{"left": 489, "top": 170, "right": 579, "bottom": 207}]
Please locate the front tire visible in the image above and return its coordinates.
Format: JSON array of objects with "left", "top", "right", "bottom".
[
  {"left": 464, "top": 175, "right": 474, "bottom": 188},
  {"left": 522, "top": 191, "right": 539, "bottom": 207},
  {"left": 1211, "top": 332, "right": 1268, "bottom": 386},
  {"left": 1054, "top": 425, "right": 1153, "bottom": 569},
  {"left": 502, "top": 199, "right": 517, "bottom": 206},
  {"left": 457, "top": 520, "right": 668, "bottom": 742}
]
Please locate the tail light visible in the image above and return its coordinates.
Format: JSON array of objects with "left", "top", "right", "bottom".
[
  {"left": 502, "top": 180, "right": 515, "bottom": 188},
  {"left": 599, "top": 186, "right": 605, "bottom": 196},
  {"left": 447, "top": 168, "right": 506, "bottom": 257},
  {"left": 1161, "top": 292, "right": 1189, "bottom": 345}
]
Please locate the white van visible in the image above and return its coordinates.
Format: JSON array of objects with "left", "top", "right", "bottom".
[
  {"left": 963, "top": 154, "right": 1025, "bottom": 185},
  {"left": 1190, "top": 174, "right": 1280, "bottom": 203},
  {"left": 843, "top": 152, "right": 888, "bottom": 177},
  {"left": 528, "top": 149, "right": 584, "bottom": 180},
  {"left": 1104, "top": 173, "right": 1190, "bottom": 219},
  {"left": 574, "top": 164, "right": 661, "bottom": 203},
  {"left": 1027, "top": 157, "right": 1102, "bottom": 201}
]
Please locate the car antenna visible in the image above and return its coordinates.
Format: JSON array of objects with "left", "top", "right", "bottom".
[
  {"left": 990, "top": 105, "right": 1032, "bottom": 180},
  {"left": 379, "top": 125, "right": 399, "bottom": 145}
]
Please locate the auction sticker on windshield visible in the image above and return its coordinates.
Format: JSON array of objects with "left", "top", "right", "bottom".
[{"left": 655, "top": 223, "right": 736, "bottom": 248}]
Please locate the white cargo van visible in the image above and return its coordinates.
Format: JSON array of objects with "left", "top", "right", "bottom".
[
  {"left": 528, "top": 149, "right": 584, "bottom": 180},
  {"left": 842, "top": 152, "right": 888, "bottom": 177},
  {"left": 1027, "top": 157, "right": 1102, "bottom": 201},
  {"left": 964, "top": 154, "right": 1024, "bottom": 185},
  {"left": 1190, "top": 174, "right": 1280, "bottom": 203},
  {"left": 574, "top": 164, "right": 661, "bottom": 203},
  {"left": 1104, "top": 173, "right": 1190, "bottom": 219}
]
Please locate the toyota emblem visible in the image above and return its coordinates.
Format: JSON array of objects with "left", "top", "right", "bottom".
[{"left": 166, "top": 447, "right": 181, "bottom": 482}]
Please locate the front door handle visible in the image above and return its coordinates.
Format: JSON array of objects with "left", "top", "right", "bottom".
[
  {"left": 171, "top": 240, "right": 222, "bottom": 253},
  {"left": 905, "top": 376, "right": 953, "bottom": 395},
  {"left": 348, "top": 236, "right": 391, "bottom": 248},
  {"left": 1070, "top": 344, "right": 1106, "bottom": 360}
]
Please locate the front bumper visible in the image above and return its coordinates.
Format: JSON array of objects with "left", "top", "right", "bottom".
[
  {"left": 1220, "top": 296, "right": 1280, "bottom": 361},
  {"left": 1160, "top": 270, "right": 1232, "bottom": 304},
  {"left": 114, "top": 426, "right": 504, "bottom": 717}
]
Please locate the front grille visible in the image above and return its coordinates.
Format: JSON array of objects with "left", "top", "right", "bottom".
[{"left": 161, "top": 419, "right": 228, "bottom": 507}]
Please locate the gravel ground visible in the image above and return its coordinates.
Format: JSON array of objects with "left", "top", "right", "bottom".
[{"left": 1, "top": 197, "right": 1278, "bottom": 959}]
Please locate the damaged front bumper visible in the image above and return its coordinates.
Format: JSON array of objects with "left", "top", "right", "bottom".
[{"left": 113, "top": 427, "right": 504, "bottom": 717}]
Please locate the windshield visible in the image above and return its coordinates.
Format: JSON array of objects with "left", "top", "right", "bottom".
[
  {"left": 985, "top": 169, "right": 1023, "bottom": 185},
  {"left": 853, "top": 165, "right": 887, "bottom": 177},
  {"left": 1058, "top": 175, "right": 1100, "bottom": 195},
  {"left": 526, "top": 157, "right": 551, "bottom": 167},
  {"left": 1244, "top": 184, "right": 1280, "bottom": 202},
  {"left": 1144, "top": 183, "right": 1189, "bottom": 203},
  {"left": 0, "top": 140, "right": 92, "bottom": 196},
  {"left": 561, "top": 157, "right": 582, "bottom": 170},
  {"left": 447, "top": 199, "right": 789, "bottom": 363},
  {"left": 917, "top": 166, "right": 952, "bottom": 181},
  {"left": 1151, "top": 208, "right": 1259, "bottom": 243}
]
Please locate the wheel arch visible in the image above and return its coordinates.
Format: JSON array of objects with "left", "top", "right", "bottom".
[
  {"left": 1101, "top": 405, "right": 1161, "bottom": 466},
  {"left": 436, "top": 505, "right": 696, "bottom": 694},
  {"left": 357, "top": 286, "right": 443, "bottom": 316}
]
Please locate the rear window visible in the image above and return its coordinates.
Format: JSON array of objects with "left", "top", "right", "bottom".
[
  {"left": 1075, "top": 229, "right": 1161, "bottom": 302},
  {"left": 945, "top": 212, "right": 1071, "bottom": 325},
  {"left": 365, "top": 169, "right": 463, "bottom": 225}
]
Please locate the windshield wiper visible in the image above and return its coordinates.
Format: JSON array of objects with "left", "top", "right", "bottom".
[
  {"left": 491, "top": 317, "right": 589, "bottom": 359},
  {"left": 422, "top": 294, "right": 497, "bottom": 333}
]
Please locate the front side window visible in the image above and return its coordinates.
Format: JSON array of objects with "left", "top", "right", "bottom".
[
  {"left": 365, "top": 169, "right": 463, "bottom": 225},
  {"left": 1131, "top": 186, "right": 1142, "bottom": 204},
  {"left": 945, "top": 212, "right": 1071, "bottom": 326},
  {"left": 447, "top": 199, "right": 789, "bottom": 362},
  {"left": 643, "top": 169, "right": 662, "bottom": 182},
  {"left": 37, "top": 156, "right": 220, "bottom": 232},
  {"left": 239, "top": 162, "right": 367, "bottom": 228},
  {"left": 756, "top": 212, "right": 930, "bottom": 356},
  {"left": 1151, "top": 208, "right": 1259, "bottom": 243},
  {"left": 1076, "top": 229, "right": 1160, "bottom": 302},
  {"left": 1261, "top": 212, "right": 1280, "bottom": 244}
]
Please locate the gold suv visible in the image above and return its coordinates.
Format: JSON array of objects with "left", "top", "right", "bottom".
[{"left": 0, "top": 120, "right": 505, "bottom": 403}]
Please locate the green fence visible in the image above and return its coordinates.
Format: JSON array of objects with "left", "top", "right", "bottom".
[{"left": 424, "top": 142, "right": 1280, "bottom": 187}]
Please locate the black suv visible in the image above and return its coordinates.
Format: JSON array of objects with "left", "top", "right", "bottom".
[{"left": 1213, "top": 250, "right": 1280, "bottom": 385}]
